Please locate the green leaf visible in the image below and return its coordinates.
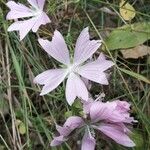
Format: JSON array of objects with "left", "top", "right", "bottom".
[
  {"left": 119, "top": 68, "right": 150, "bottom": 84},
  {"left": 72, "top": 100, "right": 82, "bottom": 109},
  {"left": 105, "top": 22, "right": 150, "bottom": 50},
  {"left": 65, "top": 111, "right": 73, "bottom": 118},
  {"left": 131, "top": 130, "right": 144, "bottom": 150}
]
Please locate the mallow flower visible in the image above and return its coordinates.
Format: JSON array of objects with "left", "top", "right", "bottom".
[
  {"left": 6, "top": 0, "right": 51, "bottom": 40},
  {"left": 34, "top": 27, "right": 114, "bottom": 105},
  {"left": 50, "top": 100, "right": 136, "bottom": 149}
]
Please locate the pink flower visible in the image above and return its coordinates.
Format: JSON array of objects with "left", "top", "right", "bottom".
[
  {"left": 51, "top": 100, "right": 136, "bottom": 149},
  {"left": 6, "top": 0, "right": 51, "bottom": 40},
  {"left": 34, "top": 27, "right": 114, "bottom": 105}
]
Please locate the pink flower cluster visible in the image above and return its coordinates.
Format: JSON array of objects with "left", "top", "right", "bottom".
[
  {"left": 6, "top": 0, "right": 136, "bottom": 149},
  {"left": 51, "top": 100, "right": 136, "bottom": 149}
]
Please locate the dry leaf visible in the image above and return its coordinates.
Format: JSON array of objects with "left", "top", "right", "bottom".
[
  {"left": 119, "top": 0, "right": 136, "bottom": 21},
  {"left": 16, "top": 119, "right": 26, "bottom": 135},
  {"left": 121, "top": 45, "right": 150, "bottom": 59},
  {"left": 19, "top": 122, "right": 26, "bottom": 135}
]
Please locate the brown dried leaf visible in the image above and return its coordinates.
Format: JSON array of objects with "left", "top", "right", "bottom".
[{"left": 121, "top": 45, "right": 150, "bottom": 59}]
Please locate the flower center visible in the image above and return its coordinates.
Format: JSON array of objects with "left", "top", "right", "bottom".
[
  {"left": 67, "top": 64, "right": 79, "bottom": 74},
  {"left": 31, "top": 7, "right": 42, "bottom": 16}
]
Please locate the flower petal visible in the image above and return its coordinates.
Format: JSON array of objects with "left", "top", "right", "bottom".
[
  {"left": 66, "top": 73, "right": 88, "bottom": 105},
  {"left": 28, "top": 0, "right": 46, "bottom": 10},
  {"left": 32, "top": 12, "right": 51, "bottom": 32},
  {"left": 74, "top": 27, "right": 101, "bottom": 65},
  {"left": 7, "top": 18, "right": 37, "bottom": 40},
  {"left": 97, "top": 53, "right": 106, "bottom": 61},
  {"left": 37, "top": 0, "right": 46, "bottom": 10},
  {"left": 90, "top": 101, "right": 109, "bottom": 122},
  {"left": 38, "top": 31, "right": 70, "bottom": 65},
  {"left": 27, "top": 0, "right": 38, "bottom": 8},
  {"left": 56, "top": 116, "right": 84, "bottom": 137},
  {"left": 64, "top": 116, "right": 84, "bottom": 129},
  {"left": 56, "top": 125, "right": 71, "bottom": 137},
  {"left": 81, "top": 131, "right": 96, "bottom": 150},
  {"left": 82, "top": 98, "right": 94, "bottom": 114},
  {"left": 6, "top": 1, "right": 33, "bottom": 19},
  {"left": 79, "top": 69, "right": 108, "bottom": 85},
  {"left": 34, "top": 69, "right": 68, "bottom": 95},
  {"left": 50, "top": 135, "right": 66, "bottom": 146},
  {"left": 78, "top": 56, "right": 114, "bottom": 85},
  {"left": 90, "top": 100, "right": 136, "bottom": 124},
  {"left": 96, "top": 123, "right": 135, "bottom": 147}
]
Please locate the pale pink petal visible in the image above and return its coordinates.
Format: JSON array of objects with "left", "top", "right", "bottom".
[
  {"left": 27, "top": 0, "right": 38, "bottom": 8},
  {"left": 50, "top": 135, "right": 66, "bottom": 146},
  {"left": 82, "top": 98, "right": 94, "bottom": 114},
  {"left": 103, "top": 101, "right": 136, "bottom": 123},
  {"left": 34, "top": 69, "right": 68, "bottom": 96},
  {"left": 74, "top": 27, "right": 102, "bottom": 65},
  {"left": 6, "top": 1, "right": 31, "bottom": 12},
  {"left": 96, "top": 123, "right": 135, "bottom": 147},
  {"left": 34, "top": 69, "right": 66, "bottom": 84},
  {"left": 56, "top": 116, "right": 84, "bottom": 137},
  {"left": 97, "top": 53, "right": 106, "bottom": 61},
  {"left": 6, "top": 1, "right": 33, "bottom": 19},
  {"left": 28, "top": 0, "right": 46, "bottom": 10},
  {"left": 78, "top": 67, "right": 109, "bottom": 85},
  {"left": 7, "top": 18, "right": 37, "bottom": 40},
  {"left": 6, "top": 11, "right": 34, "bottom": 20},
  {"left": 115, "top": 100, "right": 130, "bottom": 113},
  {"left": 81, "top": 77, "right": 92, "bottom": 90},
  {"left": 32, "top": 12, "right": 51, "bottom": 32},
  {"left": 56, "top": 125, "right": 71, "bottom": 137},
  {"left": 66, "top": 73, "right": 88, "bottom": 105},
  {"left": 90, "top": 102, "right": 110, "bottom": 122},
  {"left": 89, "top": 101, "right": 132, "bottom": 123},
  {"left": 81, "top": 131, "right": 96, "bottom": 150},
  {"left": 38, "top": 31, "right": 70, "bottom": 65},
  {"left": 78, "top": 57, "right": 114, "bottom": 85},
  {"left": 37, "top": 0, "right": 46, "bottom": 10},
  {"left": 64, "top": 116, "right": 84, "bottom": 129}
]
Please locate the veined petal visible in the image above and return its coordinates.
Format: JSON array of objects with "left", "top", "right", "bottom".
[
  {"left": 105, "top": 101, "right": 136, "bottom": 123},
  {"left": 81, "top": 131, "right": 96, "bottom": 150},
  {"left": 66, "top": 73, "right": 88, "bottom": 105},
  {"left": 32, "top": 12, "right": 51, "bottom": 32},
  {"left": 6, "top": 1, "right": 33, "bottom": 19},
  {"left": 78, "top": 67, "right": 109, "bottom": 85},
  {"left": 6, "top": 1, "right": 31, "bottom": 12},
  {"left": 74, "top": 27, "right": 101, "bottom": 65},
  {"left": 6, "top": 11, "right": 34, "bottom": 20},
  {"left": 37, "top": 0, "right": 46, "bottom": 10},
  {"left": 38, "top": 31, "right": 70, "bottom": 65},
  {"left": 64, "top": 116, "right": 84, "bottom": 129},
  {"left": 28, "top": 0, "right": 46, "bottom": 10},
  {"left": 82, "top": 98, "right": 94, "bottom": 114},
  {"left": 27, "top": 0, "right": 38, "bottom": 8},
  {"left": 56, "top": 125, "right": 71, "bottom": 137},
  {"left": 56, "top": 116, "right": 84, "bottom": 137},
  {"left": 96, "top": 123, "right": 135, "bottom": 147},
  {"left": 34, "top": 69, "right": 68, "bottom": 95},
  {"left": 51, "top": 117, "right": 84, "bottom": 147},
  {"left": 90, "top": 102, "right": 110, "bottom": 123},
  {"left": 50, "top": 135, "right": 66, "bottom": 146},
  {"left": 97, "top": 53, "right": 106, "bottom": 61},
  {"left": 78, "top": 56, "right": 114, "bottom": 85},
  {"left": 7, "top": 18, "right": 37, "bottom": 40}
]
